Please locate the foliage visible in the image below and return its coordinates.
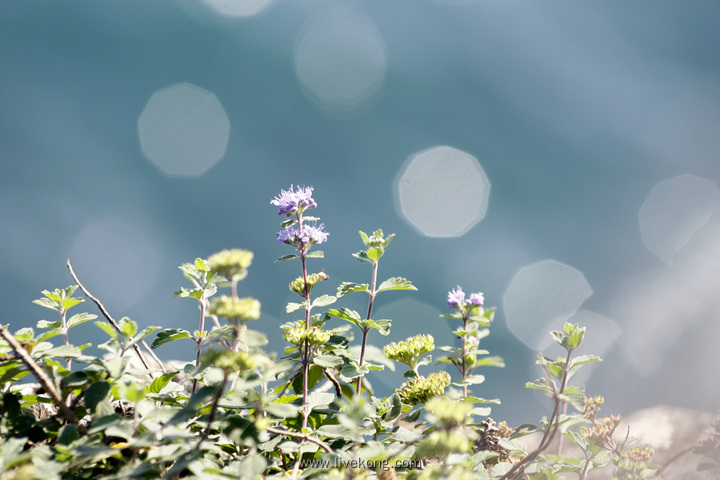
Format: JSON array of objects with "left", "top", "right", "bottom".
[{"left": 0, "top": 185, "right": 716, "bottom": 480}]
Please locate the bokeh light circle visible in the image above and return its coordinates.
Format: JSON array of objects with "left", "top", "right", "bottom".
[
  {"left": 294, "top": 12, "right": 386, "bottom": 112},
  {"left": 139, "top": 83, "right": 230, "bottom": 177},
  {"left": 503, "top": 259, "right": 593, "bottom": 350},
  {"left": 639, "top": 174, "right": 720, "bottom": 264},
  {"left": 68, "top": 213, "right": 161, "bottom": 310},
  {"left": 202, "top": 0, "right": 276, "bottom": 18},
  {"left": 395, "top": 146, "right": 490, "bottom": 237}
]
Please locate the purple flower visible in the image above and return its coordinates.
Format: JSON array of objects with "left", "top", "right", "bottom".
[
  {"left": 277, "top": 223, "right": 328, "bottom": 246},
  {"left": 271, "top": 185, "right": 317, "bottom": 217},
  {"left": 447, "top": 286, "right": 465, "bottom": 309},
  {"left": 302, "top": 223, "right": 328, "bottom": 245},
  {"left": 447, "top": 286, "right": 484, "bottom": 309},
  {"left": 468, "top": 292, "right": 484, "bottom": 307}
]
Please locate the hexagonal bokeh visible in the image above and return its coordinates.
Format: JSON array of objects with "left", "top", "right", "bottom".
[
  {"left": 503, "top": 259, "right": 593, "bottom": 350},
  {"left": 294, "top": 12, "right": 386, "bottom": 112},
  {"left": 394, "top": 146, "right": 490, "bottom": 237},
  {"left": 202, "top": 0, "right": 276, "bottom": 17},
  {"left": 639, "top": 174, "right": 720, "bottom": 264},
  {"left": 139, "top": 83, "right": 230, "bottom": 177}
]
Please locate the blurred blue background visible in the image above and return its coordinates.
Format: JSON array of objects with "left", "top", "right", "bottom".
[{"left": 2, "top": 1, "right": 720, "bottom": 425}]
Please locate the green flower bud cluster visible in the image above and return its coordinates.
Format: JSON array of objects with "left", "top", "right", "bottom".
[
  {"left": 425, "top": 397, "right": 473, "bottom": 428},
  {"left": 282, "top": 321, "right": 331, "bottom": 348},
  {"left": 396, "top": 371, "right": 450, "bottom": 406},
  {"left": 583, "top": 414, "right": 621, "bottom": 448},
  {"left": 289, "top": 272, "right": 329, "bottom": 296},
  {"left": 208, "top": 295, "right": 261, "bottom": 321},
  {"left": 208, "top": 249, "right": 254, "bottom": 281},
  {"left": 583, "top": 394, "right": 605, "bottom": 420},
  {"left": 384, "top": 334, "right": 434, "bottom": 370},
  {"left": 611, "top": 445, "right": 655, "bottom": 480},
  {"left": 415, "top": 429, "right": 472, "bottom": 459},
  {"left": 201, "top": 348, "right": 256, "bottom": 373}
]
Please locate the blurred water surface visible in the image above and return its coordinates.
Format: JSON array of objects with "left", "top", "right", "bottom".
[{"left": 2, "top": 1, "right": 720, "bottom": 424}]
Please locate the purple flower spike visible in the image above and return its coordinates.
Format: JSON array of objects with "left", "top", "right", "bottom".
[
  {"left": 277, "top": 223, "right": 328, "bottom": 247},
  {"left": 447, "top": 286, "right": 465, "bottom": 309},
  {"left": 271, "top": 185, "right": 317, "bottom": 217},
  {"left": 301, "top": 223, "right": 328, "bottom": 245},
  {"left": 468, "top": 292, "right": 484, "bottom": 307}
]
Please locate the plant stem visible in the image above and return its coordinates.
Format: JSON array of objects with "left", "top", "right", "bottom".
[
  {"left": 298, "top": 212, "right": 311, "bottom": 430},
  {"left": 60, "top": 309, "right": 71, "bottom": 370},
  {"left": 499, "top": 349, "right": 573, "bottom": 480},
  {"left": 192, "top": 297, "right": 206, "bottom": 395},
  {"left": 196, "top": 371, "right": 228, "bottom": 450},
  {"left": 356, "top": 260, "right": 379, "bottom": 394},
  {"left": 460, "top": 314, "right": 468, "bottom": 398}
]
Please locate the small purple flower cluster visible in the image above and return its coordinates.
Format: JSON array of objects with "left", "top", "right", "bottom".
[
  {"left": 277, "top": 223, "right": 328, "bottom": 246},
  {"left": 447, "top": 286, "right": 484, "bottom": 310},
  {"left": 270, "top": 185, "right": 317, "bottom": 217}
]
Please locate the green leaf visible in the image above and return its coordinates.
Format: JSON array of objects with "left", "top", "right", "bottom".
[
  {"left": 313, "top": 355, "right": 343, "bottom": 368},
  {"left": 286, "top": 301, "right": 306, "bottom": 314},
  {"left": 351, "top": 251, "right": 373, "bottom": 263},
  {"left": 152, "top": 329, "right": 192, "bottom": 349},
  {"left": 384, "top": 393, "right": 403, "bottom": 422},
  {"left": 337, "top": 282, "right": 370, "bottom": 297},
  {"left": 366, "top": 247, "right": 384, "bottom": 262},
  {"left": 149, "top": 372, "right": 179, "bottom": 394},
  {"left": 312, "top": 295, "right": 336, "bottom": 308},
  {"left": 275, "top": 254, "right": 300, "bottom": 263},
  {"left": 125, "top": 326, "right": 161, "bottom": 350},
  {"left": 67, "top": 312, "right": 97, "bottom": 329},
  {"left": 363, "top": 318, "right": 391, "bottom": 336},
  {"left": 326, "top": 308, "right": 362, "bottom": 327},
  {"left": 40, "top": 345, "right": 82, "bottom": 358},
  {"left": 57, "top": 424, "right": 79, "bottom": 445},
  {"left": 376, "top": 277, "right": 417, "bottom": 294},
  {"left": 306, "top": 250, "right": 324, "bottom": 259},
  {"left": 118, "top": 317, "right": 138, "bottom": 338},
  {"left": 174, "top": 287, "right": 204, "bottom": 300},
  {"left": 36, "top": 319, "right": 61, "bottom": 329},
  {"left": 526, "top": 377, "right": 555, "bottom": 393},
  {"left": 95, "top": 321, "right": 121, "bottom": 341},
  {"left": 85, "top": 381, "right": 111, "bottom": 412}
]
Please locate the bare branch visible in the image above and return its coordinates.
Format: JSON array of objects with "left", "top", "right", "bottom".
[{"left": 0, "top": 324, "right": 75, "bottom": 422}]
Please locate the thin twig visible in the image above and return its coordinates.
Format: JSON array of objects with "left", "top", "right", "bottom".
[
  {"left": 266, "top": 426, "right": 333, "bottom": 453},
  {"left": 651, "top": 445, "right": 694, "bottom": 479},
  {"left": 66, "top": 259, "right": 162, "bottom": 374},
  {"left": 0, "top": 324, "right": 75, "bottom": 422}
]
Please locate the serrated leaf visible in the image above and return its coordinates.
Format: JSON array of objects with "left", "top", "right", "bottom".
[
  {"left": 275, "top": 254, "right": 300, "bottom": 263},
  {"left": 174, "top": 287, "right": 204, "bottom": 300},
  {"left": 376, "top": 277, "right": 417, "bottom": 294},
  {"left": 326, "top": 308, "right": 362, "bottom": 327},
  {"left": 364, "top": 318, "right": 391, "bottom": 336},
  {"left": 67, "top": 312, "right": 97, "bottom": 329},
  {"left": 366, "top": 247, "right": 384, "bottom": 262},
  {"left": 286, "top": 302, "right": 306, "bottom": 314},
  {"left": 151, "top": 329, "right": 192, "bottom": 349},
  {"left": 118, "top": 317, "right": 138, "bottom": 338},
  {"left": 337, "top": 282, "right": 369, "bottom": 297},
  {"left": 37, "top": 319, "right": 61, "bottom": 329},
  {"left": 351, "top": 251, "right": 373, "bottom": 264},
  {"left": 312, "top": 295, "right": 336, "bottom": 308}
]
